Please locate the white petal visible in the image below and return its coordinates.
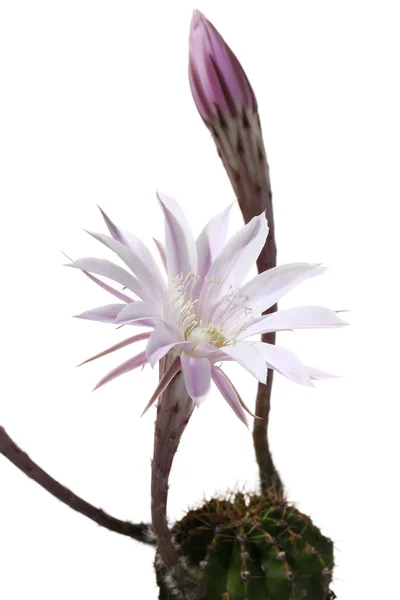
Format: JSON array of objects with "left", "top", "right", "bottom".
[
  {"left": 192, "top": 203, "right": 232, "bottom": 298},
  {"left": 87, "top": 231, "right": 164, "bottom": 309},
  {"left": 146, "top": 322, "right": 181, "bottom": 367},
  {"left": 98, "top": 207, "right": 166, "bottom": 298},
  {"left": 115, "top": 301, "right": 161, "bottom": 325},
  {"left": 209, "top": 350, "right": 234, "bottom": 363},
  {"left": 308, "top": 366, "right": 339, "bottom": 380},
  {"left": 253, "top": 342, "right": 313, "bottom": 386},
  {"left": 241, "top": 306, "right": 348, "bottom": 338},
  {"left": 199, "top": 213, "right": 268, "bottom": 319},
  {"left": 180, "top": 354, "right": 211, "bottom": 407},
  {"left": 222, "top": 342, "right": 267, "bottom": 383},
  {"left": 211, "top": 366, "right": 248, "bottom": 427},
  {"left": 188, "top": 342, "right": 223, "bottom": 358},
  {"left": 240, "top": 263, "right": 326, "bottom": 315},
  {"left": 146, "top": 326, "right": 218, "bottom": 367},
  {"left": 74, "top": 304, "right": 125, "bottom": 323},
  {"left": 157, "top": 192, "right": 197, "bottom": 280},
  {"left": 66, "top": 258, "right": 146, "bottom": 299}
]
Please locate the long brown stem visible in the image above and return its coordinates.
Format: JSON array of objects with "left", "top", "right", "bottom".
[
  {"left": 210, "top": 108, "right": 283, "bottom": 494},
  {"left": 0, "top": 425, "right": 154, "bottom": 544},
  {"left": 151, "top": 358, "right": 204, "bottom": 598}
]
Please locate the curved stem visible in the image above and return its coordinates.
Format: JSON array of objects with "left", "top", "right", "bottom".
[
  {"left": 151, "top": 363, "right": 194, "bottom": 566},
  {"left": 0, "top": 425, "right": 154, "bottom": 544},
  {"left": 209, "top": 108, "right": 283, "bottom": 493},
  {"left": 151, "top": 359, "right": 205, "bottom": 598}
]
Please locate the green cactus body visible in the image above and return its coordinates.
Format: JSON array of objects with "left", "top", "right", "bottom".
[{"left": 166, "top": 491, "right": 335, "bottom": 600}]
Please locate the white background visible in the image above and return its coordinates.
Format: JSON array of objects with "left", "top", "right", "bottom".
[{"left": 0, "top": 1, "right": 398, "bottom": 599}]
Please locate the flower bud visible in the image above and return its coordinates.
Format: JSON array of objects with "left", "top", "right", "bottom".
[{"left": 189, "top": 10, "right": 257, "bottom": 123}]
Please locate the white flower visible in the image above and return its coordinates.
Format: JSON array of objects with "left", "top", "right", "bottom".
[{"left": 68, "top": 193, "right": 346, "bottom": 426}]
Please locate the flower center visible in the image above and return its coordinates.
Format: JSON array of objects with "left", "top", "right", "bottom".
[
  {"left": 164, "top": 273, "right": 252, "bottom": 348},
  {"left": 187, "top": 322, "right": 226, "bottom": 347}
]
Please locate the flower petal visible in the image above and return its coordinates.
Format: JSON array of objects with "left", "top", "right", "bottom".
[
  {"left": 241, "top": 306, "right": 348, "bottom": 338},
  {"left": 199, "top": 213, "right": 268, "bottom": 319},
  {"left": 87, "top": 232, "right": 164, "bottom": 309},
  {"left": 240, "top": 263, "right": 326, "bottom": 315},
  {"left": 308, "top": 366, "right": 340, "bottom": 380},
  {"left": 146, "top": 327, "right": 218, "bottom": 368},
  {"left": 253, "top": 342, "right": 313, "bottom": 387},
  {"left": 81, "top": 271, "right": 133, "bottom": 303},
  {"left": 63, "top": 252, "right": 133, "bottom": 303},
  {"left": 180, "top": 354, "right": 211, "bottom": 407},
  {"left": 115, "top": 301, "right": 161, "bottom": 325},
  {"left": 211, "top": 366, "right": 248, "bottom": 427},
  {"left": 66, "top": 258, "right": 146, "bottom": 299},
  {"left": 78, "top": 332, "right": 151, "bottom": 366},
  {"left": 153, "top": 238, "right": 167, "bottom": 272},
  {"left": 141, "top": 356, "right": 182, "bottom": 416},
  {"left": 98, "top": 207, "right": 166, "bottom": 297},
  {"left": 93, "top": 350, "right": 148, "bottom": 390},
  {"left": 157, "top": 192, "right": 197, "bottom": 280},
  {"left": 146, "top": 322, "right": 181, "bottom": 367},
  {"left": 74, "top": 304, "right": 125, "bottom": 323},
  {"left": 222, "top": 341, "right": 267, "bottom": 383},
  {"left": 192, "top": 203, "right": 232, "bottom": 298}
]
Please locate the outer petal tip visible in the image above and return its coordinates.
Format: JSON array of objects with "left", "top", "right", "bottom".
[
  {"left": 335, "top": 311, "right": 350, "bottom": 326},
  {"left": 191, "top": 9, "right": 204, "bottom": 29}
]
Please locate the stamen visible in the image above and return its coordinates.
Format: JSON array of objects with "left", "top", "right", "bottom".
[{"left": 164, "top": 272, "right": 253, "bottom": 349}]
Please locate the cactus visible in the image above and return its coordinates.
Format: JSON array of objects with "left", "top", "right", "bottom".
[{"left": 157, "top": 490, "right": 335, "bottom": 600}]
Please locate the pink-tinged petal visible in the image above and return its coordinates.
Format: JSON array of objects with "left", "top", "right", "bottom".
[
  {"left": 98, "top": 207, "right": 166, "bottom": 296},
  {"left": 87, "top": 232, "right": 164, "bottom": 308},
  {"left": 115, "top": 301, "right": 161, "bottom": 325},
  {"left": 141, "top": 356, "right": 182, "bottom": 416},
  {"left": 93, "top": 350, "right": 148, "bottom": 390},
  {"left": 157, "top": 192, "right": 197, "bottom": 280},
  {"left": 220, "top": 341, "right": 267, "bottom": 384},
  {"left": 241, "top": 263, "right": 326, "bottom": 316},
  {"left": 66, "top": 258, "right": 146, "bottom": 299},
  {"left": 130, "top": 319, "right": 156, "bottom": 328},
  {"left": 308, "top": 366, "right": 340, "bottom": 380},
  {"left": 241, "top": 306, "right": 348, "bottom": 338},
  {"left": 192, "top": 203, "right": 233, "bottom": 298},
  {"left": 199, "top": 213, "right": 268, "bottom": 318},
  {"left": 63, "top": 252, "right": 133, "bottom": 303},
  {"left": 211, "top": 366, "right": 248, "bottom": 427},
  {"left": 180, "top": 354, "right": 211, "bottom": 407},
  {"left": 253, "top": 342, "right": 313, "bottom": 387},
  {"left": 82, "top": 271, "right": 133, "bottom": 303},
  {"left": 78, "top": 332, "right": 151, "bottom": 366},
  {"left": 153, "top": 238, "right": 167, "bottom": 272},
  {"left": 146, "top": 322, "right": 181, "bottom": 367},
  {"left": 74, "top": 304, "right": 125, "bottom": 323}
]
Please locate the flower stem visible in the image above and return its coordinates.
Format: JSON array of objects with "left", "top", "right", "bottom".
[
  {"left": 210, "top": 108, "right": 283, "bottom": 494},
  {"left": 0, "top": 425, "right": 154, "bottom": 544},
  {"left": 151, "top": 358, "right": 205, "bottom": 597}
]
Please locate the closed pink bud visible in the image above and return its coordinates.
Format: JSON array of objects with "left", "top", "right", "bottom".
[{"left": 189, "top": 10, "right": 257, "bottom": 123}]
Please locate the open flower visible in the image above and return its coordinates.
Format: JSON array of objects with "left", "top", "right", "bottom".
[{"left": 68, "top": 194, "right": 346, "bottom": 426}]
